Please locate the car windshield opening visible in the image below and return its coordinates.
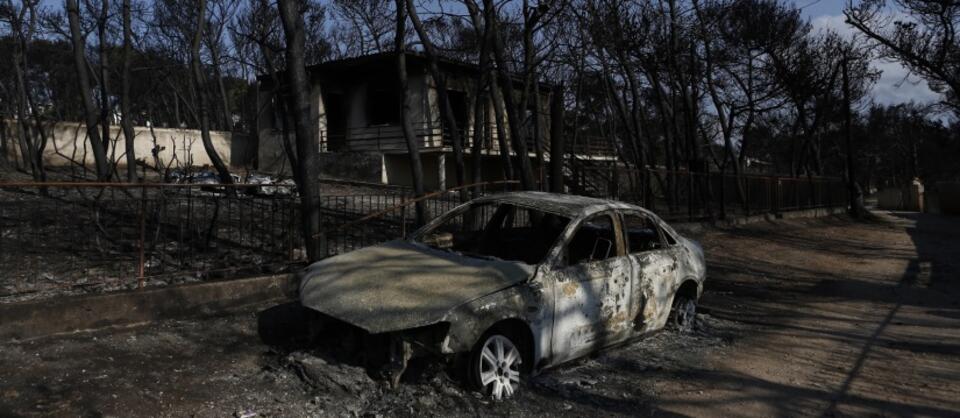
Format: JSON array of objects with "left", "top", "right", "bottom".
[{"left": 415, "top": 202, "right": 570, "bottom": 264}]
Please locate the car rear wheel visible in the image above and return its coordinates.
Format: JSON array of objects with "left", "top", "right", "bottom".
[
  {"left": 671, "top": 296, "right": 697, "bottom": 333},
  {"left": 469, "top": 334, "right": 522, "bottom": 400}
]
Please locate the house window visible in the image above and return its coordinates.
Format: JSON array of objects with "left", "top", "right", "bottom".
[{"left": 367, "top": 80, "right": 399, "bottom": 126}]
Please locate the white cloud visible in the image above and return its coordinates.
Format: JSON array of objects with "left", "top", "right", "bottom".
[{"left": 811, "top": 14, "right": 942, "bottom": 107}]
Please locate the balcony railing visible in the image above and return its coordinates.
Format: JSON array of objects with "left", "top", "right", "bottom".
[{"left": 318, "top": 124, "right": 617, "bottom": 157}]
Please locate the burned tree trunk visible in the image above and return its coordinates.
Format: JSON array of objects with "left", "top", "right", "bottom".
[
  {"left": 395, "top": 0, "right": 427, "bottom": 226},
  {"left": 842, "top": 57, "right": 866, "bottom": 218},
  {"left": 120, "top": 0, "right": 137, "bottom": 182},
  {"left": 489, "top": 76, "right": 514, "bottom": 181},
  {"left": 277, "top": 0, "right": 325, "bottom": 260},
  {"left": 11, "top": 11, "right": 37, "bottom": 179},
  {"left": 13, "top": 65, "right": 36, "bottom": 178},
  {"left": 470, "top": 37, "right": 491, "bottom": 196},
  {"left": 406, "top": 0, "right": 468, "bottom": 201},
  {"left": 464, "top": 0, "right": 493, "bottom": 195},
  {"left": 66, "top": 0, "right": 110, "bottom": 180},
  {"left": 189, "top": 0, "right": 233, "bottom": 186},
  {"left": 0, "top": 116, "right": 8, "bottom": 163},
  {"left": 485, "top": 0, "right": 535, "bottom": 190},
  {"left": 96, "top": 0, "right": 112, "bottom": 163},
  {"left": 549, "top": 85, "right": 565, "bottom": 193}
]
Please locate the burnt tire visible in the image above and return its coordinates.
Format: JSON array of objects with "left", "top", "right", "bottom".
[
  {"left": 670, "top": 296, "right": 697, "bottom": 333},
  {"left": 468, "top": 332, "right": 523, "bottom": 400}
]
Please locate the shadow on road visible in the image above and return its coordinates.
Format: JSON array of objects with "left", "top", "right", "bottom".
[{"left": 824, "top": 211, "right": 959, "bottom": 416}]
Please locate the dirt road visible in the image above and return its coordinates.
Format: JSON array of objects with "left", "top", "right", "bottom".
[
  {"left": 1, "top": 211, "right": 958, "bottom": 417},
  {"left": 663, "top": 211, "right": 960, "bottom": 417}
]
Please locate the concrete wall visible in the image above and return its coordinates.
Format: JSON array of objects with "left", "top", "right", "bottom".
[
  {"left": 0, "top": 274, "right": 296, "bottom": 341},
  {"left": 2, "top": 120, "right": 247, "bottom": 170}
]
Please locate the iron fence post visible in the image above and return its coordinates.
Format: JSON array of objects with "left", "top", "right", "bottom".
[
  {"left": 288, "top": 197, "right": 296, "bottom": 261},
  {"left": 137, "top": 184, "right": 146, "bottom": 289},
  {"left": 400, "top": 200, "right": 407, "bottom": 238}
]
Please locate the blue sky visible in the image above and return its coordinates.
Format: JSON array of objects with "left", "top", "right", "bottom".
[
  {"left": 799, "top": 1, "right": 942, "bottom": 108},
  {"left": 37, "top": 0, "right": 939, "bottom": 108},
  {"left": 797, "top": 0, "right": 844, "bottom": 17}
]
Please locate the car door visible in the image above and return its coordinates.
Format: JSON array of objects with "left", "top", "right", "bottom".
[
  {"left": 621, "top": 211, "right": 680, "bottom": 333},
  {"left": 549, "top": 212, "right": 634, "bottom": 364}
]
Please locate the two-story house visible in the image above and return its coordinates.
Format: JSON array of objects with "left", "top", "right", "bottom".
[{"left": 256, "top": 52, "right": 614, "bottom": 190}]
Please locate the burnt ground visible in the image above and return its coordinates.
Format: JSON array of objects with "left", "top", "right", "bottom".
[{"left": 1, "top": 211, "right": 959, "bottom": 417}]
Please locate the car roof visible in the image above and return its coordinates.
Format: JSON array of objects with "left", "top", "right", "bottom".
[{"left": 474, "top": 191, "right": 641, "bottom": 218}]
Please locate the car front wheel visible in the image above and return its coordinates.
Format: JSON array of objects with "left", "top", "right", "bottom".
[{"left": 470, "top": 334, "right": 522, "bottom": 400}]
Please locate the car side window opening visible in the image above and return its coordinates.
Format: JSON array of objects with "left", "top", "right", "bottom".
[
  {"left": 622, "top": 213, "right": 666, "bottom": 253},
  {"left": 565, "top": 214, "right": 619, "bottom": 266},
  {"left": 416, "top": 202, "right": 570, "bottom": 265}
]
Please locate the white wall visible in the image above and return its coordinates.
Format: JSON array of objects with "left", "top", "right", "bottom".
[{"left": 2, "top": 120, "right": 242, "bottom": 170}]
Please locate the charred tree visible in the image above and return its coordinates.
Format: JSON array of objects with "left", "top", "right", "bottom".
[
  {"left": 67, "top": 0, "right": 110, "bottom": 180},
  {"left": 189, "top": 0, "right": 234, "bottom": 186},
  {"left": 485, "top": 0, "right": 535, "bottom": 190},
  {"left": 843, "top": 57, "right": 866, "bottom": 218},
  {"left": 406, "top": 0, "right": 468, "bottom": 201},
  {"left": 395, "top": 0, "right": 427, "bottom": 225},
  {"left": 549, "top": 85, "right": 565, "bottom": 193},
  {"left": 120, "top": 0, "right": 137, "bottom": 182},
  {"left": 277, "top": 0, "right": 325, "bottom": 260},
  {"left": 95, "top": 0, "right": 112, "bottom": 165}
]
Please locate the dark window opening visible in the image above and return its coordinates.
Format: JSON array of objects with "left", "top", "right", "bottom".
[
  {"left": 566, "top": 214, "right": 618, "bottom": 265},
  {"left": 446, "top": 90, "right": 469, "bottom": 145},
  {"left": 323, "top": 92, "right": 347, "bottom": 151},
  {"left": 367, "top": 80, "right": 399, "bottom": 126},
  {"left": 622, "top": 213, "right": 665, "bottom": 253}
]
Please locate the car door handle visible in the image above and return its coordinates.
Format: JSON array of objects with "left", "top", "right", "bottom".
[{"left": 526, "top": 306, "right": 539, "bottom": 313}]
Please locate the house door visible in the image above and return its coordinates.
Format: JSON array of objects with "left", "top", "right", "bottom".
[
  {"left": 446, "top": 90, "right": 468, "bottom": 146},
  {"left": 323, "top": 92, "right": 346, "bottom": 151}
]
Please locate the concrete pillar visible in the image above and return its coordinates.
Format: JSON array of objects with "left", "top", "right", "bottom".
[
  {"left": 381, "top": 154, "right": 389, "bottom": 185},
  {"left": 438, "top": 153, "right": 446, "bottom": 191}
]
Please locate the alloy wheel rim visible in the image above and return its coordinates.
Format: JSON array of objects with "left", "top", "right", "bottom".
[{"left": 478, "top": 335, "right": 521, "bottom": 400}]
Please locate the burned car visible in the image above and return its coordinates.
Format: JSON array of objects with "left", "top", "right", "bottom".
[{"left": 299, "top": 192, "right": 706, "bottom": 399}]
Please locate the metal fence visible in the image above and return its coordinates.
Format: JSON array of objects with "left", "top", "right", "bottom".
[
  {"left": 0, "top": 170, "right": 843, "bottom": 302},
  {"left": 569, "top": 167, "right": 848, "bottom": 221},
  {"left": 318, "top": 182, "right": 519, "bottom": 256},
  {"left": 0, "top": 183, "right": 304, "bottom": 302},
  {"left": 0, "top": 181, "right": 519, "bottom": 302}
]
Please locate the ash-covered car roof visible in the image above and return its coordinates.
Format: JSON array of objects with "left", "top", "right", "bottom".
[{"left": 474, "top": 191, "right": 638, "bottom": 218}]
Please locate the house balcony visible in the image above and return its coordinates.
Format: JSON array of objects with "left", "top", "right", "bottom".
[{"left": 319, "top": 124, "right": 617, "bottom": 159}]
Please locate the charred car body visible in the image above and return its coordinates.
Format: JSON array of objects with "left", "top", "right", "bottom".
[{"left": 299, "top": 192, "right": 706, "bottom": 399}]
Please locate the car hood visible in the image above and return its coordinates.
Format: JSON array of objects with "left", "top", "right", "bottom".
[{"left": 299, "top": 240, "right": 535, "bottom": 334}]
